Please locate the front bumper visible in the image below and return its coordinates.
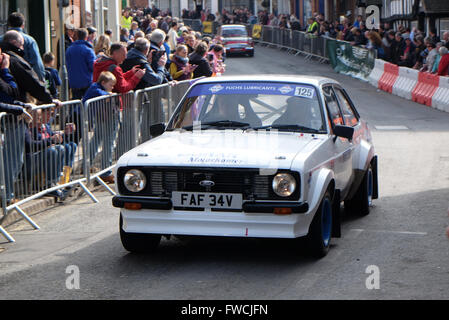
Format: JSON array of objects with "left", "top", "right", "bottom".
[
  {"left": 225, "top": 46, "right": 254, "bottom": 54},
  {"left": 114, "top": 196, "right": 312, "bottom": 238},
  {"left": 113, "top": 196, "right": 308, "bottom": 213}
]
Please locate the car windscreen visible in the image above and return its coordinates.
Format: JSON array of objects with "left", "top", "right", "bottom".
[
  {"left": 167, "top": 82, "right": 326, "bottom": 133},
  {"left": 222, "top": 28, "right": 247, "bottom": 37}
]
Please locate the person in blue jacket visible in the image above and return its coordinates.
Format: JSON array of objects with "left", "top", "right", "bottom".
[
  {"left": 66, "top": 28, "right": 96, "bottom": 100},
  {"left": 0, "top": 12, "right": 46, "bottom": 81},
  {"left": 66, "top": 28, "right": 96, "bottom": 144}
]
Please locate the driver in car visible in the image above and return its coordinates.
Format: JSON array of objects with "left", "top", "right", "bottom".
[
  {"left": 201, "top": 94, "right": 262, "bottom": 127},
  {"left": 273, "top": 96, "right": 317, "bottom": 129}
]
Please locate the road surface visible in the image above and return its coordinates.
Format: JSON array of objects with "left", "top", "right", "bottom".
[{"left": 1, "top": 45, "right": 448, "bottom": 300}]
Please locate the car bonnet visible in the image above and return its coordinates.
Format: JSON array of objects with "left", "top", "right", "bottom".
[{"left": 119, "top": 130, "right": 324, "bottom": 170}]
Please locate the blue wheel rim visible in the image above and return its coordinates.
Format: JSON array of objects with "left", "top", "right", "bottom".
[{"left": 321, "top": 197, "right": 332, "bottom": 247}]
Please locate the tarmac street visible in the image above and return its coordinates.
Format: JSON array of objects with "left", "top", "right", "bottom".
[{"left": 0, "top": 45, "right": 448, "bottom": 300}]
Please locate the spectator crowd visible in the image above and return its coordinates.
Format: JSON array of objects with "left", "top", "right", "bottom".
[
  {"left": 0, "top": 6, "right": 228, "bottom": 202},
  {"left": 200, "top": 6, "right": 449, "bottom": 76},
  {"left": 295, "top": 12, "right": 449, "bottom": 76}
]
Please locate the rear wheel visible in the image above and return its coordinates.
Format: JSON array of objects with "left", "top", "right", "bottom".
[
  {"left": 119, "top": 215, "right": 161, "bottom": 253},
  {"left": 248, "top": 51, "right": 254, "bottom": 57},
  {"left": 306, "top": 190, "right": 332, "bottom": 258},
  {"left": 345, "top": 164, "right": 374, "bottom": 216}
]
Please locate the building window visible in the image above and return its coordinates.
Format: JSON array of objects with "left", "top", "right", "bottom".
[
  {"left": 303, "top": 0, "right": 312, "bottom": 23},
  {"left": 0, "top": 1, "right": 8, "bottom": 34},
  {"left": 440, "top": 19, "right": 449, "bottom": 38}
]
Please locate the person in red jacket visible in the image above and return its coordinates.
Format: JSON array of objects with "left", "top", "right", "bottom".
[
  {"left": 437, "top": 46, "right": 449, "bottom": 76},
  {"left": 93, "top": 42, "right": 145, "bottom": 93}
]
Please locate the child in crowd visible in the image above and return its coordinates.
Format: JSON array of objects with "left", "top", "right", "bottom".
[
  {"left": 83, "top": 71, "right": 116, "bottom": 103},
  {"left": 83, "top": 71, "right": 118, "bottom": 184},
  {"left": 42, "top": 52, "right": 62, "bottom": 99}
]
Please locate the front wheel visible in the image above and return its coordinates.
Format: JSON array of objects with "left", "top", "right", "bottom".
[
  {"left": 119, "top": 215, "right": 161, "bottom": 253},
  {"left": 305, "top": 190, "right": 333, "bottom": 258}
]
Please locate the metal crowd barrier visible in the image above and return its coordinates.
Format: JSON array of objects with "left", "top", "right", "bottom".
[
  {"left": 84, "top": 93, "right": 120, "bottom": 190},
  {"left": 170, "top": 79, "right": 192, "bottom": 110},
  {"left": 179, "top": 20, "right": 329, "bottom": 62},
  {"left": 179, "top": 20, "right": 328, "bottom": 62},
  {"left": 255, "top": 25, "right": 329, "bottom": 62},
  {"left": 133, "top": 80, "right": 191, "bottom": 146},
  {"left": 0, "top": 101, "right": 99, "bottom": 242},
  {"left": 182, "top": 19, "right": 203, "bottom": 32},
  {"left": 0, "top": 80, "right": 196, "bottom": 242},
  {"left": 134, "top": 84, "right": 170, "bottom": 145}
]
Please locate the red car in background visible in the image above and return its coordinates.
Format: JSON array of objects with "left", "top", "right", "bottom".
[{"left": 215, "top": 24, "right": 254, "bottom": 57}]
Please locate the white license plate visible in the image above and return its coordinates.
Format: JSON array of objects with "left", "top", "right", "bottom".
[{"left": 172, "top": 192, "right": 242, "bottom": 209}]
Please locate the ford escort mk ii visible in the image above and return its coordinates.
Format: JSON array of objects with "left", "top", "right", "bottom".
[{"left": 113, "top": 75, "right": 379, "bottom": 258}]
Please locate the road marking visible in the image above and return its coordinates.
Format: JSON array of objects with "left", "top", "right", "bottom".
[
  {"left": 374, "top": 125, "right": 409, "bottom": 130},
  {"left": 344, "top": 228, "right": 364, "bottom": 239},
  {"left": 293, "top": 273, "right": 322, "bottom": 289},
  {"left": 0, "top": 248, "right": 4, "bottom": 253},
  {"left": 350, "top": 229, "right": 427, "bottom": 236}
]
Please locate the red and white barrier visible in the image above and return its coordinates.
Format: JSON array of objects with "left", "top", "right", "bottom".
[
  {"left": 368, "top": 59, "right": 385, "bottom": 88},
  {"left": 368, "top": 58, "right": 449, "bottom": 113},
  {"left": 432, "top": 76, "right": 449, "bottom": 113},
  {"left": 412, "top": 72, "right": 439, "bottom": 106},
  {"left": 392, "top": 67, "right": 419, "bottom": 100},
  {"left": 378, "top": 62, "right": 399, "bottom": 93}
]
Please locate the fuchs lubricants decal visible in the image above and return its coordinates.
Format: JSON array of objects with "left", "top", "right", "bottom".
[{"left": 187, "top": 82, "right": 316, "bottom": 98}]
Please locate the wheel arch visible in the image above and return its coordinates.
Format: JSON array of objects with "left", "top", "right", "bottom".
[
  {"left": 346, "top": 140, "right": 377, "bottom": 201},
  {"left": 307, "top": 168, "right": 336, "bottom": 216}
]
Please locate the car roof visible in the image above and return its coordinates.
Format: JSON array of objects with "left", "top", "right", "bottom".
[{"left": 193, "top": 74, "right": 340, "bottom": 88}]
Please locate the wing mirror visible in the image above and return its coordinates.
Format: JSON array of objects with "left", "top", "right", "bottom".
[
  {"left": 333, "top": 125, "right": 354, "bottom": 142},
  {"left": 150, "top": 123, "right": 166, "bottom": 138}
]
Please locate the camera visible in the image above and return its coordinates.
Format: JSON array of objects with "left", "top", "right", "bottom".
[
  {"left": 150, "top": 48, "right": 166, "bottom": 70},
  {"left": 151, "top": 48, "right": 165, "bottom": 63}
]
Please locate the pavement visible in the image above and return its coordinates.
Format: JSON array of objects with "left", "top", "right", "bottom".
[{"left": 0, "top": 44, "right": 448, "bottom": 300}]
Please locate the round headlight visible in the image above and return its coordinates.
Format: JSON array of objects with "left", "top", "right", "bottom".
[
  {"left": 124, "top": 169, "right": 146, "bottom": 192},
  {"left": 272, "top": 173, "right": 296, "bottom": 197}
]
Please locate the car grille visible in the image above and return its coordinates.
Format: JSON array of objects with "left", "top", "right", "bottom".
[{"left": 117, "top": 167, "right": 300, "bottom": 200}]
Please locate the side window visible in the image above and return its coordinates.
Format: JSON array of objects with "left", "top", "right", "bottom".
[
  {"left": 334, "top": 88, "right": 359, "bottom": 127},
  {"left": 322, "top": 86, "right": 343, "bottom": 127}
]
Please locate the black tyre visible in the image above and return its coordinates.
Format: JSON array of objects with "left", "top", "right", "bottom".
[
  {"left": 248, "top": 51, "right": 254, "bottom": 57},
  {"left": 119, "top": 215, "right": 161, "bottom": 253},
  {"left": 306, "top": 190, "right": 333, "bottom": 258},
  {"left": 345, "top": 164, "right": 374, "bottom": 216}
]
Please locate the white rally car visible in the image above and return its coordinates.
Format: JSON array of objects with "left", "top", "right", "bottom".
[{"left": 113, "top": 75, "right": 378, "bottom": 258}]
